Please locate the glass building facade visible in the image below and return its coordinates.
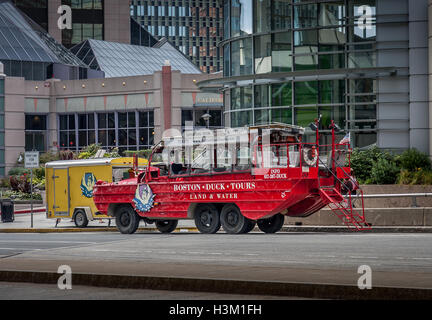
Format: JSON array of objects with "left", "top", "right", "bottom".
[
  {"left": 13, "top": 0, "right": 49, "bottom": 31},
  {"left": 61, "top": 0, "right": 104, "bottom": 48},
  {"left": 0, "top": 77, "right": 4, "bottom": 176},
  {"left": 222, "top": 0, "right": 378, "bottom": 147},
  {"left": 58, "top": 111, "right": 155, "bottom": 155},
  {"left": 130, "top": 0, "right": 224, "bottom": 73}
]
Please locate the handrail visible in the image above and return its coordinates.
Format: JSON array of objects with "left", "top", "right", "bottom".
[{"left": 347, "top": 193, "right": 432, "bottom": 207}]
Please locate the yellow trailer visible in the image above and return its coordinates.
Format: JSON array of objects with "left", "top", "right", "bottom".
[{"left": 45, "top": 157, "right": 148, "bottom": 227}]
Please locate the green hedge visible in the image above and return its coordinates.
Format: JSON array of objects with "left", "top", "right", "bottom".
[{"left": 351, "top": 147, "right": 432, "bottom": 185}]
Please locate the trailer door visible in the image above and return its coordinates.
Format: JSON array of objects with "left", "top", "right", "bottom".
[{"left": 52, "top": 168, "right": 70, "bottom": 216}]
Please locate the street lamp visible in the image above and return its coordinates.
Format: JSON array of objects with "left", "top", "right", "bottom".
[{"left": 201, "top": 113, "right": 212, "bottom": 128}]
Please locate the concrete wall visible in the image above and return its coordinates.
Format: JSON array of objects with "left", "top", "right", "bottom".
[
  {"left": 48, "top": 0, "right": 62, "bottom": 43},
  {"left": 285, "top": 208, "right": 432, "bottom": 227},
  {"left": 285, "top": 185, "right": 432, "bottom": 227},
  {"left": 376, "top": 0, "right": 410, "bottom": 152},
  {"left": 104, "top": 0, "right": 131, "bottom": 44}
]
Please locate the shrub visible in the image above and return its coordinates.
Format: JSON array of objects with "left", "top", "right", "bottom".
[
  {"left": 397, "top": 168, "right": 432, "bottom": 185},
  {"left": 398, "top": 149, "right": 431, "bottom": 172},
  {"left": 1, "top": 190, "right": 42, "bottom": 201},
  {"left": 59, "top": 150, "right": 76, "bottom": 160},
  {"left": 8, "top": 167, "right": 30, "bottom": 177},
  {"left": 33, "top": 167, "right": 45, "bottom": 180},
  {"left": 0, "top": 178, "right": 10, "bottom": 188},
  {"left": 370, "top": 157, "right": 399, "bottom": 184},
  {"left": 39, "top": 152, "right": 60, "bottom": 164},
  {"left": 104, "top": 147, "right": 121, "bottom": 158},
  {"left": 350, "top": 146, "right": 394, "bottom": 184},
  {"left": 9, "top": 175, "right": 32, "bottom": 193}
]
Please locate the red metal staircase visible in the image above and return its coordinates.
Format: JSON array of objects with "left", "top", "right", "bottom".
[{"left": 319, "top": 187, "right": 371, "bottom": 231}]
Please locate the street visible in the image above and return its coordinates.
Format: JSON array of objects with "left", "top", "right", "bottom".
[
  {"left": 0, "top": 231, "right": 431, "bottom": 293},
  {"left": 1, "top": 232, "right": 432, "bottom": 273}
]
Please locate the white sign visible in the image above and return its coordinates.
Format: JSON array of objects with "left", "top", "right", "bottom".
[{"left": 25, "top": 151, "right": 39, "bottom": 168}]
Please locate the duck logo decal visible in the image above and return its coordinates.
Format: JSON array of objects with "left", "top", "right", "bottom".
[
  {"left": 81, "top": 173, "right": 97, "bottom": 198},
  {"left": 133, "top": 184, "right": 155, "bottom": 213}
]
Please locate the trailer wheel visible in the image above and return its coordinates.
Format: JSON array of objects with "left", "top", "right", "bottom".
[
  {"left": 220, "top": 204, "right": 251, "bottom": 234},
  {"left": 194, "top": 204, "right": 221, "bottom": 234},
  {"left": 155, "top": 220, "right": 178, "bottom": 233},
  {"left": 115, "top": 205, "right": 140, "bottom": 234},
  {"left": 257, "top": 214, "right": 285, "bottom": 233},
  {"left": 74, "top": 210, "right": 89, "bottom": 228}
]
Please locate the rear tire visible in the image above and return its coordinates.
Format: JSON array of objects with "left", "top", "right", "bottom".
[
  {"left": 257, "top": 213, "right": 285, "bottom": 233},
  {"left": 220, "top": 204, "right": 252, "bottom": 234},
  {"left": 74, "top": 210, "right": 89, "bottom": 228},
  {"left": 194, "top": 204, "right": 221, "bottom": 234},
  {"left": 115, "top": 205, "right": 140, "bottom": 234},
  {"left": 155, "top": 220, "right": 178, "bottom": 233},
  {"left": 242, "top": 219, "right": 256, "bottom": 234}
]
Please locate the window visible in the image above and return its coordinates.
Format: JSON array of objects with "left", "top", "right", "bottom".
[
  {"left": 231, "top": 87, "right": 252, "bottom": 110},
  {"left": 272, "top": 0, "right": 291, "bottom": 31},
  {"left": 78, "top": 113, "right": 95, "bottom": 149},
  {"left": 272, "top": 83, "right": 292, "bottom": 107},
  {"left": 139, "top": 111, "right": 154, "bottom": 149},
  {"left": 272, "top": 32, "right": 292, "bottom": 72},
  {"left": 118, "top": 111, "right": 137, "bottom": 151},
  {"left": 231, "top": 38, "right": 252, "bottom": 76},
  {"left": 254, "top": 35, "right": 271, "bottom": 74},
  {"left": 97, "top": 113, "right": 115, "bottom": 148},
  {"left": 254, "top": 85, "right": 270, "bottom": 109},
  {"left": 294, "top": 81, "right": 318, "bottom": 105},
  {"left": 59, "top": 114, "right": 76, "bottom": 149},
  {"left": 231, "top": 0, "right": 253, "bottom": 37},
  {"left": 254, "top": 0, "right": 271, "bottom": 33},
  {"left": 294, "top": 4, "right": 318, "bottom": 29},
  {"left": 26, "top": 115, "right": 47, "bottom": 152}
]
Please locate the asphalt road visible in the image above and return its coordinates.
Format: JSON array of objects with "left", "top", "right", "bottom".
[
  {"left": 0, "top": 232, "right": 431, "bottom": 272},
  {"left": 1, "top": 232, "right": 432, "bottom": 292}
]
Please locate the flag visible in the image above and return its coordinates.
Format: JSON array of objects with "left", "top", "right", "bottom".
[{"left": 340, "top": 132, "right": 350, "bottom": 144}]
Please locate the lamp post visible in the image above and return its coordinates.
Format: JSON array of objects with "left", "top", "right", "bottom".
[{"left": 201, "top": 113, "right": 211, "bottom": 129}]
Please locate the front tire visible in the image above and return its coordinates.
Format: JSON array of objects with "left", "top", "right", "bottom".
[
  {"left": 156, "top": 220, "right": 178, "bottom": 233},
  {"left": 74, "top": 210, "right": 89, "bottom": 228},
  {"left": 115, "top": 205, "right": 140, "bottom": 234},
  {"left": 194, "top": 204, "right": 221, "bottom": 234},
  {"left": 257, "top": 213, "right": 285, "bottom": 233},
  {"left": 220, "top": 204, "right": 252, "bottom": 234}
]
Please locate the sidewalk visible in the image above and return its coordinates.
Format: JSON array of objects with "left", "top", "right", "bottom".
[
  {"left": 0, "top": 211, "right": 198, "bottom": 232},
  {"left": 2, "top": 210, "right": 432, "bottom": 233}
]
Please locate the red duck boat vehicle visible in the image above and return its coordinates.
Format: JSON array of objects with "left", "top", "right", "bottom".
[{"left": 93, "top": 120, "right": 371, "bottom": 234}]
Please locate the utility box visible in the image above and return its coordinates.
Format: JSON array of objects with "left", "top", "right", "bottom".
[{"left": 0, "top": 199, "right": 14, "bottom": 223}]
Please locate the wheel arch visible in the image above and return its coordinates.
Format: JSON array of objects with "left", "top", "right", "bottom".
[
  {"left": 73, "top": 207, "right": 93, "bottom": 221},
  {"left": 187, "top": 202, "right": 225, "bottom": 219},
  {"left": 107, "top": 203, "right": 134, "bottom": 217}
]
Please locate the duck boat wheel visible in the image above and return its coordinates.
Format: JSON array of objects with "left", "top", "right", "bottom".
[{"left": 93, "top": 121, "right": 371, "bottom": 234}]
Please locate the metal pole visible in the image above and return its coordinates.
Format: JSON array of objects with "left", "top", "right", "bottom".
[{"left": 30, "top": 169, "right": 33, "bottom": 228}]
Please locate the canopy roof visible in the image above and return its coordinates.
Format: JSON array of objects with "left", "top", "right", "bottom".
[{"left": 71, "top": 38, "right": 202, "bottom": 78}]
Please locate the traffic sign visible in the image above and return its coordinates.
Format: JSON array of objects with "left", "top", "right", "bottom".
[{"left": 24, "top": 151, "right": 39, "bottom": 168}]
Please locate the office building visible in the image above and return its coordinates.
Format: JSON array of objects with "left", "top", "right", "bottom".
[
  {"left": 130, "top": 0, "right": 224, "bottom": 73},
  {"left": 199, "top": 0, "right": 431, "bottom": 154}
]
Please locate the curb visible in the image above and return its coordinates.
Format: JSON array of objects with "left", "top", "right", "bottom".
[
  {"left": 0, "top": 227, "right": 199, "bottom": 233},
  {"left": 1, "top": 226, "right": 432, "bottom": 233},
  {"left": 13, "top": 208, "right": 46, "bottom": 215},
  {"left": 281, "top": 226, "right": 432, "bottom": 233},
  {"left": 0, "top": 270, "right": 431, "bottom": 300}
]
